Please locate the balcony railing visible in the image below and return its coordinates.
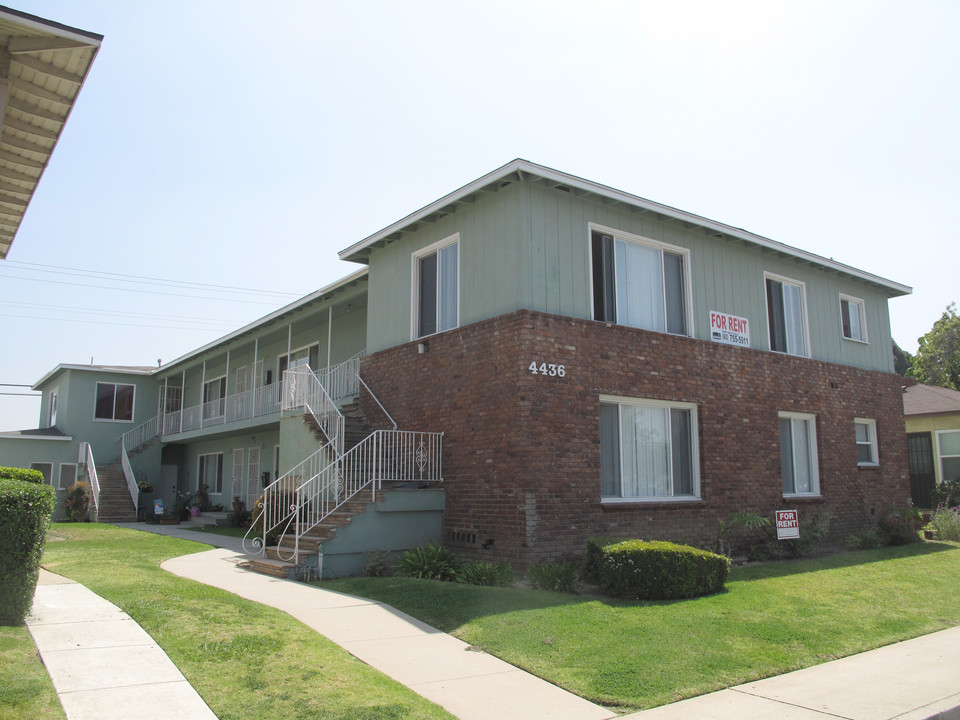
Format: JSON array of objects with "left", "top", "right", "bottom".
[{"left": 162, "top": 381, "right": 282, "bottom": 436}]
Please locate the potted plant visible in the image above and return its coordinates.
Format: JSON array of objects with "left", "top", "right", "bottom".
[{"left": 232, "top": 496, "right": 245, "bottom": 513}]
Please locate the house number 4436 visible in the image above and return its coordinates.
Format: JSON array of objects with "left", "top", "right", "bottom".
[{"left": 528, "top": 361, "right": 566, "bottom": 377}]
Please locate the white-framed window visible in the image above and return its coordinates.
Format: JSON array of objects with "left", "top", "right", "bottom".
[
  {"left": 30, "top": 462, "right": 53, "bottom": 486},
  {"left": 58, "top": 463, "right": 78, "bottom": 490},
  {"left": 765, "top": 273, "right": 809, "bottom": 357},
  {"left": 198, "top": 453, "right": 224, "bottom": 494},
  {"left": 94, "top": 382, "right": 135, "bottom": 422},
  {"left": 48, "top": 387, "right": 59, "bottom": 427},
  {"left": 936, "top": 430, "right": 960, "bottom": 486},
  {"left": 840, "top": 294, "right": 868, "bottom": 343},
  {"left": 202, "top": 376, "right": 226, "bottom": 420},
  {"left": 412, "top": 234, "right": 459, "bottom": 339},
  {"left": 591, "top": 224, "right": 692, "bottom": 336},
  {"left": 600, "top": 396, "right": 700, "bottom": 501},
  {"left": 855, "top": 418, "right": 879, "bottom": 466},
  {"left": 779, "top": 412, "right": 820, "bottom": 496}
]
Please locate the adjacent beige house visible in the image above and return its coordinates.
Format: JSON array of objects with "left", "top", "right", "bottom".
[{"left": 903, "top": 382, "right": 960, "bottom": 507}]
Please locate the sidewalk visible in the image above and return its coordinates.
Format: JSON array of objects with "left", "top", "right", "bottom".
[{"left": 30, "top": 523, "right": 960, "bottom": 720}]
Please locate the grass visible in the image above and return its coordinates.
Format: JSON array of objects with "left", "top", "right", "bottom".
[
  {"left": 323, "top": 541, "right": 960, "bottom": 711},
  {"left": 0, "top": 626, "right": 65, "bottom": 720},
  {"left": 191, "top": 524, "right": 248, "bottom": 538},
  {"left": 36, "top": 524, "right": 454, "bottom": 720}
]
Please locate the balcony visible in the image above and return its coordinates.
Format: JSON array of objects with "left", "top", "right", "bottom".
[{"left": 162, "top": 382, "right": 282, "bottom": 437}]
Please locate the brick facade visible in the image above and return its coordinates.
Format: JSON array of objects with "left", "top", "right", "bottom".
[{"left": 359, "top": 310, "right": 910, "bottom": 565}]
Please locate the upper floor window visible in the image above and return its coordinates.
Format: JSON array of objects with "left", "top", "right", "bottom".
[
  {"left": 94, "top": 382, "right": 134, "bottom": 422},
  {"left": 840, "top": 294, "right": 868, "bottom": 343},
  {"left": 600, "top": 397, "right": 699, "bottom": 501},
  {"left": 203, "top": 376, "right": 226, "bottom": 420},
  {"left": 413, "top": 235, "right": 459, "bottom": 339},
  {"left": 855, "top": 418, "right": 879, "bottom": 466},
  {"left": 779, "top": 411, "right": 820, "bottom": 496},
  {"left": 765, "top": 274, "right": 808, "bottom": 357},
  {"left": 591, "top": 227, "right": 690, "bottom": 336},
  {"left": 48, "top": 388, "right": 59, "bottom": 427}
]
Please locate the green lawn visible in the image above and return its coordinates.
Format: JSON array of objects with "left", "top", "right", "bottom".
[
  {"left": 323, "top": 541, "right": 960, "bottom": 711},
  {"left": 0, "top": 626, "right": 65, "bottom": 720},
  {"left": 36, "top": 524, "right": 453, "bottom": 720}
]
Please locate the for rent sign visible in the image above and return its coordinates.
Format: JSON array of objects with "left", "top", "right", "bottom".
[
  {"left": 776, "top": 510, "right": 800, "bottom": 540},
  {"left": 710, "top": 311, "right": 750, "bottom": 347}
]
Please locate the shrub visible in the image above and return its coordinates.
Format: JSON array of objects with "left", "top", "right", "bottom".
[
  {"left": 928, "top": 504, "right": 960, "bottom": 542},
  {"left": 364, "top": 550, "right": 390, "bottom": 577},
  {"left": 527, "top": 561, "right": 579, "bottom": 593},
  {"left": 765, "top": 506, "right": 830, "bottom": 558},
  {"left": 584, "top": 537, "right": 619, "bottom": 583},
  {"left": 931, "top": 477, "right": 960, "bottom": 509},
  {"left": 847, "top": 527, "right": 883, "bottom": 550},
  {"left": 716, "top": 510, "right": 771, "bottom": 557},
  {"left": 877, "top": 505, "right": 925, "bottom": 545},
  {"left": 0, "top": 479, "right": 56, "bottom": 624},
  {"left": 397, "top": 543, "right": 461, "bottom": 581},
  {"left": 0, "top": 466, "right": 44, "bottom": 484},
  {"left": 459, "top": 560, "right": 515, "bottom": 587},
  {"left": 63, "top": 481, "right": 91, "bottom": 522},
  {"left": 596, "top": 540, "right": 730, "bottom": 600}
]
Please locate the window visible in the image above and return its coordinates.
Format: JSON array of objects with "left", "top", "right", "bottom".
[
  {"left": 94, "top": 382, "right": 135, "bottom": 421},
  {"left": 765, "top": 274, "right": 808, "bottom": 356},
  {"left": 600, "top": 397, "right": 699, "bottom": 500},
  {"left": 48, "top": 388, "right": 58, "bottom": 427},
  {"left": 937, "top": 430, "right": 960, "bottom": 486},
  {"left": 855, "top": 418, "right": 879, "bottom": 466},
  {"left": 840, "top": 294, "right": 868, "bottom": 343},
  {"left": 58, "top": 463, "right": 78, "bottom": 490},
  {"left": 413, "top": 235, "right": 459, "bottom": 339},
  {"left": 203, "top": 376, "right": 226, "bottom": 419},
  {"left": 591, "top": 227, "right": 690, "bottom": 335},
  {"left": 30, "top": 462, "right": 53, "bottom": 486},
  {"left": 198, "top": 453, "right": 224, "bottom": 494},
  {"left": 779, "top": 412, "right": 820, "bottom": 495}
]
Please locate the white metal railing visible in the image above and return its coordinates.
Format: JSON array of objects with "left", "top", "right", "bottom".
[
  {"left": 283, "top": 366, "right": 345, "bottom": 457},
  {"left": 162, "top": 382, "right": 282, "bottom": 436},
  {"left": 316, "top": 351, "right": 364, "bottom": 403},
  {"left": 79, "top": 442, "right": 100, "bottom": 512},
  {"left": 120, "top": 442, "right": 139, "bottom": 512},
  {"left": 121, "top": 415, "right": 160, "bottom": 453},
  {"left": 243, "top": 430, "right": 443, "bottom": 562}
]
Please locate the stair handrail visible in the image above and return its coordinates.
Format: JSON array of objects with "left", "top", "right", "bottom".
[
  {"left": 120, "top": 414, "right": 160, "bottom": 453},
  {"left": 119, "top": 442, "right": 139, "bottom": 513},
  {"left": 316, "top": 351, "right": 365, "bottom": 403},
  {"left": 78, "top": 442, "right": 100, "bottom": 512},
  {"left": 357, "top": 373, "right": 397, "bottom": 430},
  {"left": 282, "top": 365, "right": 345, "bottom": 458}
]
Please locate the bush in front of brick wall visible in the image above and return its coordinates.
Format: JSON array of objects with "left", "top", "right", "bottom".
[{"left": 596, "top": 539, "right": 730, "bottom": 600}]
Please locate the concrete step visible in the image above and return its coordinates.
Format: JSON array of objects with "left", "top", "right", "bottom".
[{"left": 241, "top": 557, "right": 295, "bottom": 579}]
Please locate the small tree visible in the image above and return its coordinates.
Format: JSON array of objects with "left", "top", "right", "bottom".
[
  {"left": 892, "top": 340, "right": 913, "bottom": 377},
  {"left": 912, "top": 303, "right": 960, "bottom": 390}
]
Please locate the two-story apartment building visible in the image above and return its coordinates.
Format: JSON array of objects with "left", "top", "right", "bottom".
[{"left": 1, "top": 160, "right": 912, "bottom": 575}]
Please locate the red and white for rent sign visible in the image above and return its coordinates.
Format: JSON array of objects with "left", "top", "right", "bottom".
[{"left": 776, "top": 510, "right": 800, "bottom": 540}]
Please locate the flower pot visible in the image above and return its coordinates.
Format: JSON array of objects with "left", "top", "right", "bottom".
[{"left": 189, "top": 506, "right": 200, "bottom": 517}]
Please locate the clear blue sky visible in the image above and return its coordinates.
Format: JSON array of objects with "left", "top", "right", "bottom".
[{"left": 1, "top": 0, "right": 957, "bottom": 431}]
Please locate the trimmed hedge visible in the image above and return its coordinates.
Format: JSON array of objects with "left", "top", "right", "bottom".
[
  {"left": 594, "top": 539, "right": 730, "bottom": 600},
  {"left": 0, "top": 466, "right": 44, "bottom": 484},
  {"left": 584, "top": 536, "right": 619, "bottom": 583},
  {"left": 0, "top": 478, "right": 56, "bottom": 624}
]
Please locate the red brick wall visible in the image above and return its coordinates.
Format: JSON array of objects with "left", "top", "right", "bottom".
[{"left": 359, "top": 310, "right": 910, "bottom": 565}]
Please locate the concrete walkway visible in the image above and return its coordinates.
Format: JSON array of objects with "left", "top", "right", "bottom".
[{"left": 30, "top": 521, "right": 960, "bottom": 720}]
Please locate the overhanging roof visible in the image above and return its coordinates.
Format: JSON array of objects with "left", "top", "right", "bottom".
[
  {"left": 339, "top": 159, "right": 912, "bottom": 298},
  {"left": 32, "top": 363, "right": 155, "bottom": 391},
  {"left": 0, "top": 5, "right": 102, "bottom": 259}
]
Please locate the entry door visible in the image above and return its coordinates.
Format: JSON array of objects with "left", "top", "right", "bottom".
[{"left": 907, "top": 432, "right": 935, "bottom": 508}]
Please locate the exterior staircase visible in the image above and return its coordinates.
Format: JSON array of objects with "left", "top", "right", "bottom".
[{"left": 95, "top": 463, "right": 137, "bottom": 523}]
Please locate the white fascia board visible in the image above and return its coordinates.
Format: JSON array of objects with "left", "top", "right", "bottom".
[
  {"left": 32, "top": 364, "right": 154, "bottom": 390},
  {"left": 0, "top": 433, "right": 74, "bottom": 442},
  {"left": 158, "top": 267, "right": 369, "bottom": 374},
  {"left": 339, "top": 159, "right": 911, "bottom": 297},
  {"left": 0, "top": 7, "right": 103, "bottom": 46}
]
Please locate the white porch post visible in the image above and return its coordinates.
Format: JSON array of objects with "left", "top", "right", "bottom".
[
  {"left": 253, "top": 338, "right": 259, "bottom": 413},
  {"left": 327, "top": 306, "right": 333, "bottom": 368},
  {"left": 200, "top": 360, "right": 207, "bottom": 429},
  {"left": 180, "top": 369, "right": 185, "bottom": 433},
  {"left": 225, "top": 351, "right": 231, "bottom": 421}
]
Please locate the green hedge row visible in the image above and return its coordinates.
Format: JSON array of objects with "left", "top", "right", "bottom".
[
  {"left": 0, "top": 466, "right": 44, "bottom": 484},
  {"left": 588, "top": 537, "right": 730, "bottom": 600},
  {"left": 0, "top": 478, "right": 56, "bottom": 625}
]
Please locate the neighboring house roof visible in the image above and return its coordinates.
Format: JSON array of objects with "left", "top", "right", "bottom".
[
  {"left": 0, "top": 6, "right": 102, "bottom": 259},
  {"left": 903, "top": 383, "right": 960, "bottom": 418},
  {"left": 32, "top": 363, "right": 155, "bottom": 391},
  {"left": 338, "top": 158, "right": 912, "bottom": 299}
]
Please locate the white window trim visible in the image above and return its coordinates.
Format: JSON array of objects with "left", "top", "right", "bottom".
[
  {"left": 197, "top": 452, "right": 224, "bottom": 495},
  {"left": 854, "top": 417, "right": 879, "bottom": 466},
  {"left": 48, "top": 386, "right": 59, "bottom": 427},
  {"left": 92, "top": 381, "right": 136, "bottom": 423},
  {"left": 779, "top": 411, "right": 821, "bottom": 497},
  {"left": 588, "top": 222, "right": 696, "bottom": 337},
  {"left": 410, "top": 232, "right": 460, "bottom": 341},
  {"left": 764, "top": 272, "right": 811, "bottom": 358},
  {"left": 599, "top": 394, "right": 701, "bottom": 503},
  {"left": 839, "top": 293, "right": 869, "bottom": 344},
  {"left": 58, "top": 462, "right": 78, "bottom": 490},
  {"left": 30, "top": 461, "right": 54, "bottom": 486},
  {"left": 934, "top": 429, "right": 960, "bottom": 486},
  {"left": 202, "top": 375, "right": 227, "bottom": 419}
]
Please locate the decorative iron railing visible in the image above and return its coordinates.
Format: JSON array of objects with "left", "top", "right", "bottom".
[
  {"left": 316, "top": 351, "right": 365, "bottom": 404},
  {"left": 242, "top": 430, "right": 443, "bottom": 562},
  {"left": 282, "top": 366, "right": 344, "bottom": 457}
]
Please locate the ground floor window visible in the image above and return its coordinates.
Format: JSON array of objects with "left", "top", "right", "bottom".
[
  {"left": 198, "top": 453, "right": 224, "bottom": 494},
  {"left": 855, "top": 418, "right": 879, "bottom": 466},
  {"left": 779, "top": 412, "right": 820, "bottom": 495},
  {"left": 937, "top": 430, "right": 960, "bottom": 486},
  {"left": 30, "top": 462, "right": 53, "bottom": 486},
  {"left": 58, "top": 463, "right": 78, "bottom": 490},
  {"left": 600, "top": 397, "right": 699, "bottom": 500}
]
